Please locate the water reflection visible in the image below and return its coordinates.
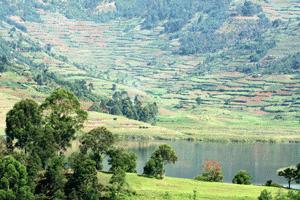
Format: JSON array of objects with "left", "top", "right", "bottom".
[{"left": 123, "top": 140, "right": 300, "bottom": 184}]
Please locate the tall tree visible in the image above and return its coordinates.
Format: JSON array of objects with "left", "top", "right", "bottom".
[
  {"left": 40, "top": 88, "right": 87, "bottom": 151},
  {"left": 35, "top": 156, "right": 67, "bottom": 200},
  {"left": 278, "top": 166, "right": 298, "bottom": 189},
  {"left": 0, "top": 55, "right": 8, "bottom": 73},
  {"left": 5, "top": 99, "right": 42, "bottom": 152},
  {"left": 80, "top": 127, "right": 115, "bottom": 170},
  {"left": 64, "top": 153, "right": 102, "bottom": 200}
]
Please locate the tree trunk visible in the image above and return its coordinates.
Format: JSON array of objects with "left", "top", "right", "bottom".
[{"left": 288, "top": 180, "right": 291, "bottom": 189}]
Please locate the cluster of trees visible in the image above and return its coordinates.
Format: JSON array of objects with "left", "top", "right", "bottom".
[
  {"left": 261, "top": 52, "right": 300, "bottom": 74},
  {"left": 1, "top": 87, "right": 178, "bottom": 199},
  {"left": 0, "top": 0, "right": 43, "bottom": 22},
  {"left": 89, "top": 91, "right": 159, "bottom": 124},
  {"left": 0, "top": 88, "right": 142, "bottom": 199}
]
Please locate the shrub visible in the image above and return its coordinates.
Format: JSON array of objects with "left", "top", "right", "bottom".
[
  {"left": 258, "top": 189, "right": 273, "bottom": 200},
  {"left": 195, "top": 160, "right": 224, "bottom": 182},
  {"left": 232, "top": 170, "right": 252, "bottom": 185}
]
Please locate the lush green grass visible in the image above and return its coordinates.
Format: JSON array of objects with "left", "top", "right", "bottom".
[{"left": 99, "top": 173, "right": 287, "bottom": 200}]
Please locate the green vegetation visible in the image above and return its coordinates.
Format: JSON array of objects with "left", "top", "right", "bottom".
[
  {"left": 143, "top": 144, "right": 178, "bottom": 179},
  {"left": 1, "top": 86, "right": 299, "bottom": 200},
  {"left": 277, "top": 164, "right": 300, "bottom": 189},
  {"left": 89, "top": 91, "right": 158, "bottom": 124},
  {"left": 1, "top": 89, "right": 139, "bottom": 199},
  {"left": 0, "top": 156, "right": 34, "bottom": 200},
  {"left": 0, "top": 0, "right": 300, "bottom": 144},
  {"left": 195, "top": 160, "right": 224, "bottom": 182},
  {"left": 258, "top": 189, "right": 300, "bottom": 200},
  {"left": 80, "top": 127, "right": 115, "bottom": 171},
  {"left": 232, "top": 170, "right": 252, "bottom": 185},
  {"left": 98, "top": 173, "right": 288, "bottom": 200}
]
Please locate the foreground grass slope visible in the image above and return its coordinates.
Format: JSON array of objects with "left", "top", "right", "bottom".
[{"left": 99, "top": 173, "right": 286, "bottom": 200}]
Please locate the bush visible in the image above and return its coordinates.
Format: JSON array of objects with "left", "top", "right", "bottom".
[
  {"left": 259, "top": 190, "right": 300, "bottom": 200},
  {"left": 232, "top": 170, "right": 252, "bottom": 185},
  {"left": 195, "top": 160, "right": 224, "bottom": 182},
  {"left": 265, "top": 180, "right": 282, "bottom": 188},
  {"left": 258, "top": 189, "right": 272, "bottom": 200}
]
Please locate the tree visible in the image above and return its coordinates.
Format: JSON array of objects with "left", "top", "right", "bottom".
[
  {"left": 121, "top": 97, "right": 138, "bottom": 120},
  {"left": 0, "top": 55, "right": 8, "bottom": 73},
  {"left": 195, "top": 160, "right": 223, "bottom": 182},
  {"left": 195, "top": 97, "right": 202, "bottom": 105},
  {"left": 40, "top": 88, "right": 87, "bottom": 151},
  {"left": 143, "top": 157, "right": 163, "bottom": 178},
  {"left": 107, "top": 167, "right": 127, "bottom": 200},
  {"left": 108, "top": 148, "right": 137, "bottom": 173},
  {"left": 277, "top": 166, "right": 298, "bottom": 189},
  {"left": 80, "top": 127, "right": 115, "bottom": 170},
  {"left": 143, "top": 144, "right": 177, "bottom": 178},
  {"left": 35, "top": 156, "right": 67, "bottom": 200},
  {"left": 0, "top": 138, "right": 6, "bottom": 156},
  {"left": 297, "top": 163, "right": 300, "bottom": 183},
  {"left": 0, "top": 156, "right": 34, "bottom": 200},
  {"left": 240, "top": 1, "right": 262, "bottom": 16},
  {"left": 64, "top": 153, "right": 102, "bottom": 200},
  {"left": 5, "top": 99, "right": 42, "bottom": 152},
  {"left": 232, "top": 170, "right": 252, "bottom": 185},
  {"left": 134, "top": 96, "right": 143, "bottom": 121},
  {"left": 258, "top": 190, "right": 272, "bottom": 200}
]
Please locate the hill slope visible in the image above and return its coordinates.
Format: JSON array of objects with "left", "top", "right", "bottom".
[{"left": 0, "top": 0, "right": 300, "bottom": 142}]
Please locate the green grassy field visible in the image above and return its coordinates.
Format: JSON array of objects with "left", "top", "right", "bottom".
[{"left": 99, "top": 173, "right": 287, "bottom": 200}]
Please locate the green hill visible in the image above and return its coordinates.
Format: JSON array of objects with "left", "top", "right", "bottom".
[{"left": 0, "top": 0, "right": 300, "bottom": 142}]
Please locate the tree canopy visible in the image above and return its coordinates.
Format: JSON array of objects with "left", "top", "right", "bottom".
[
  {"left": 0, "top": 156, "right": 34, "bottom": 200},
  {"left": 80, "top": 127, "right": 115, "bottom": 170},
  {"left": 143, "top": 144, "right": 177, "bottom": 179},
  {"left": 41, "top": 88, "right": 88, "bottom": 151}
]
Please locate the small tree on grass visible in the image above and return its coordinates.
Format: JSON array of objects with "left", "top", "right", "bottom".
[
  {"left": 277, "top": 166, "right": 298, "bottom": 189},
  {"left": 143, "top": 144, "right": 177, "bottom": 179},
  {"left": 232, "top": 170, "right": 252, "bottom": 185},
  {"left": 195, "top": 160, "right": 224, "bottom": 182}
]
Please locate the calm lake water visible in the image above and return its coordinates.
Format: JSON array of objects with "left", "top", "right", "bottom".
[{"left": 117, "top": 140, "right": 300, "bottom": 185}]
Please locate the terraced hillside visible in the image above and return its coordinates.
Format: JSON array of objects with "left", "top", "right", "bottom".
[{"left": 0, "top": 0, "right": 300, "bottom": 142}]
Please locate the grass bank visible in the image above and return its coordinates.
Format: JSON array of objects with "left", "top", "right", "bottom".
[{"left": 99, "top": 173, "right": 287, "bottom": 200}]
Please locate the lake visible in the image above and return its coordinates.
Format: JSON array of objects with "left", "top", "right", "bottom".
[{"left": 117, "top": 140, "right": 300, "bottom": 185}]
